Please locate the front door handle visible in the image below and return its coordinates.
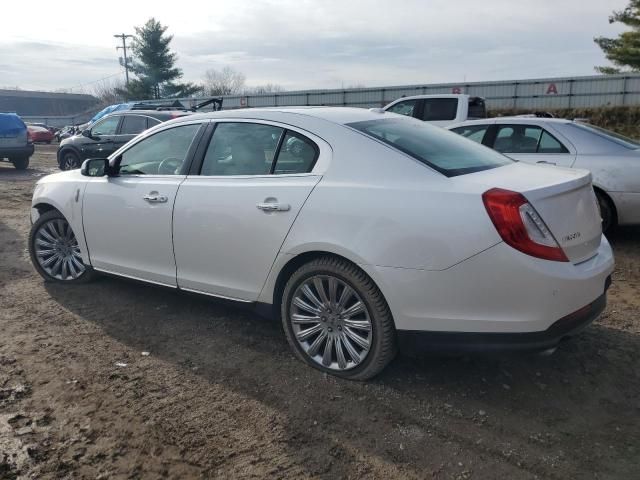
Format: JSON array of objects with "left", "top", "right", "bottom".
[
  {"left": 143, "top": 193, "right": 168, "bottom": 203},
  {"left": 257, "top": 202, "right": 290, "bottom": 212},
  {"left": 536, "top": 160, "right": 557, "bottom": 165}
]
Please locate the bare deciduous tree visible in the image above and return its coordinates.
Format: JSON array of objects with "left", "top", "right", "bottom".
[
  {"left": 92, "top": 78, "right": 126, "bottom": 105},
  {"left": 202, "top": 67, "right": 246, "bottom": 96},
  {"left": 244, "top": 83, "right": 285, "bottom": 94}
]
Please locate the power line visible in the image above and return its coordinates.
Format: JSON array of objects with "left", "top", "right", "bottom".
[{"left": 63, "top": 71, "right": 125, "bottom": 92}]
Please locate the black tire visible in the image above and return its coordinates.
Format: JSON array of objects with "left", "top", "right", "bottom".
[
  {"left": 11, "top": 157, "right": 29, "bottom": 170},
  {"left": 596, "top": 191, "right": 616, "bottom": 233},
  {"left": 281, "top": 256, "right": 397, "bottom": 380},
  {"left": 29, "top": 210, "right": 96, "bottom": 284},
  {"left": 60, "top": 151, "right": 81, "bottom": 171}
]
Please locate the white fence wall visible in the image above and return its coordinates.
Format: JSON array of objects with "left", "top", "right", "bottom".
[
  {"left": 26, "top": 73, "right": 640, "bottom": 126},
  {"left": 203, "top": 73, "right": 640, "bottom": 112}
]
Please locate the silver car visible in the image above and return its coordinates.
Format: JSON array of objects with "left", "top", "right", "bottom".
[{"left": 448, "top": 118, "right": 640, "bottom": 231}]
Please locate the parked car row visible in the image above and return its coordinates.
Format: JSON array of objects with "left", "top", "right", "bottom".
[{"left": 29, "top": 107, "right": 613, "bottom": 379}]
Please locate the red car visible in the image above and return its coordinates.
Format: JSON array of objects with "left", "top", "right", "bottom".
[{"left": 27, "top": 125, "right": 54, "bottom": 144}]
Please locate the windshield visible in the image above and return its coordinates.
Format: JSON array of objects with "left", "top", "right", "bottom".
[
  {"left": 571, "top": 122, "right": 640, "bottom": 149},
  {"left": 347, "top": 118, "right": 512, "bottom": 177}
]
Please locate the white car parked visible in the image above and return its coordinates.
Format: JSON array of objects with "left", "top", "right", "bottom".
[
  {"left": 383, "top": 94, "right": 487, "bottom": 127},
  {"left": 448, "top": 117, "right": 640, "bottom": 231},
  {"left": 29, "top": 108, "right": 614, "bottom": 380}
]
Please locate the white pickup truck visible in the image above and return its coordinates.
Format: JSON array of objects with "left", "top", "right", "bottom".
[{"left": 383, "top": 94, "right": 487, "bottom": 127}]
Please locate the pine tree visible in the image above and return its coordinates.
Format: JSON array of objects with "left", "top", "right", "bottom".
[
  {"left": 125, "top": 18, "right": 200, "bottom": 99},
  {"left": 595, "top": 0, "right": 640, "bottom": 73}
]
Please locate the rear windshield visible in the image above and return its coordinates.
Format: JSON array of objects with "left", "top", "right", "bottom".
[
  {"left": 347, "top": 118, "right": 512, "bottom": 177},
  {"left": 422, "top": 98, "right": 458, "bottom": 121},
  {"left": 570, "top": 122, "right": 640, "bottom": 149}
]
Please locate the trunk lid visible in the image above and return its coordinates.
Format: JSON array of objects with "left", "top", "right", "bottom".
[{"left": 458, "top": 162, "right": 602, "bottom": 263}]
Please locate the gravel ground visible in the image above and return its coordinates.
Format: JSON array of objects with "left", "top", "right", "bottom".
[{"left": 1, "top": 145, "right": 639, "bottom": 479}]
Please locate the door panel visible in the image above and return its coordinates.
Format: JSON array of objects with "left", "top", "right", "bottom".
[
  {"left": 83, "top": 176, "right": 184, "bottom": 285},
  {"left": 173, "top": 175, "right": 321, "bottom": 300}
]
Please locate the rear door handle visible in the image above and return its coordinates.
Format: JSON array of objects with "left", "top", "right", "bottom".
[
  {"left": 257, "top": 202, "right": 290, "bottom": 212},
  {"left": 143, "top": 193, "right": 168, "bottom": 203},
  {"left": 536, "top": 160, "right": 556, "bottom": 165}
]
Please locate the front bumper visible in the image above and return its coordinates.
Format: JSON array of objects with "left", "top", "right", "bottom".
[{"left": 397, "top": 282, "right": 609, "bottom": 354}]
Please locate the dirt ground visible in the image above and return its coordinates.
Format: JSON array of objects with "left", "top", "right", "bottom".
[{"left": 1, "top": 144, "right": 639, "bottom": 479}]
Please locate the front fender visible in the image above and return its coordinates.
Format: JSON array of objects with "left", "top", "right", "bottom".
[{"left": 32, "top": 173, "right": 90, "bottom": 264}]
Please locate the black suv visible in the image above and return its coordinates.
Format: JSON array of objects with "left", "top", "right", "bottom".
[{"left": 57, "top": 110, "right": 192, "bottom": 170}]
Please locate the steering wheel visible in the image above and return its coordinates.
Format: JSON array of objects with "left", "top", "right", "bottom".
[{"left": 157, "top": 157, "right": 182, "bottom": 175}]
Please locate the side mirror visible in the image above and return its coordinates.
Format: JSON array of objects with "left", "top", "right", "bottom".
[
  {"left": 81, "top": 129, "right": 92, "bottom": 138},
  {"left": 81, "top": 158, "right": 109, "bottom": 177}
]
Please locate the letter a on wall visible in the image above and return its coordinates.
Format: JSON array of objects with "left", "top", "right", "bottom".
[{"left": 546, "top": 83, "right": 558, "bottom": 95}]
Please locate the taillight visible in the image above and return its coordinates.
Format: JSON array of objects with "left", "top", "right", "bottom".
[{"left": 482, "top": 188, "right": 568, "bottom": 262}]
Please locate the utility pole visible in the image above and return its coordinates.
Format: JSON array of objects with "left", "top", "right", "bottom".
[{"left": 114, "top": 33, "right": 134, "bottom": 87}]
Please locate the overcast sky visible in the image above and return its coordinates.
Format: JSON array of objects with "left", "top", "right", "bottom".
[{"left": 0, "top": 0, "right": 629, "bottom": 93}]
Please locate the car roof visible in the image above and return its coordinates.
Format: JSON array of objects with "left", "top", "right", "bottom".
[
  {"left": 170, "top": 106, "right": 404, "bottom": 127},
  {"left": 103, "top": 110, "right": 193, "bottom": 120},
  {"left": 447, "top": 117, "right": 575, "bottom": 129}
]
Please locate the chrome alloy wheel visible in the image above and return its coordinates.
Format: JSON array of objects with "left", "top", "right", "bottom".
[
  {"left": 34, "top": 218, "right": 85, "bottom": 280},
  {"left": 290, "top": 275, "right": 372, "bottom": 371}
]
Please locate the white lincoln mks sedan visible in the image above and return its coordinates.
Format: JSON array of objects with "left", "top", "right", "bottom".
[{"left": 29, "top": 107, "right": 614, "bottom": 380}]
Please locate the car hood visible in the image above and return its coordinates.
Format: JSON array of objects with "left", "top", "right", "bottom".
[{"left": 36, "top": 168, "right": 85, "bottom": 186}]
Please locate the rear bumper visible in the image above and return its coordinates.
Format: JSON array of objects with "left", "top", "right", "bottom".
[
  {"left": 397, "top": 283, "right": 609, "bottom": 354},
  {"left": 0, "top": 144, "right": 34, "bottom": 159}
]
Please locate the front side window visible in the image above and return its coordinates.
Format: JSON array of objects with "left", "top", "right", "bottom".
[
  {"left": 422, "top": 98, "right": 458, "bottom": 121},
  {"left": 348, "top": 118, "right": 511, "bottom": 177},
  {"left": 118, "top": 124, "right": 200, "bottom": 175},
  {"left": 386, "top": 100, "right": 418, "bottom": 117},
  {"left": 92, "top": 116, "right": 120, "bottom": 136},
  {"left": 494, "top": 125, "right": 568, "bottom": 154},
  {"left": 120, "top": 115, "right": 148, "bottom": 135},
  {"left": 200, "top": 122, "right": 283, "bottom": 175},
  {"left": 450, "top": 124, "right": 489, "bottom": 144}
]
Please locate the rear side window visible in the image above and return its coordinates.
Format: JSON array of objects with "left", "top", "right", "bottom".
[
  {"left": 120, "top": 115, "right": 148, "bottom": 135},
  {"left": 450, "top": 124, "right": 489, "bottom": 144},
  {"left": 348, "top": 118, "right": 511, "bottom": 177},
  {"left": 494, "top": 125, "right": 568, "bottom": 154},
  {"left": 201, "top": 122, "right": 283, "bottom": 175},
  {"left": 386, "top": 100, "right": 418, "bottom": 117},
  {"left": 422, "top": 98, "right": 458, "bottom": 121}
]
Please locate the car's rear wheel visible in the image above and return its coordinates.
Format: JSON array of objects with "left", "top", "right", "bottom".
[
  {"left": 596, "top": 191, "right": 616, "bottom": 233},
  {"left": 11, "top": 157, "right": 29, "bottom": 170},
  {"left": 60, "top": 151, "right": 80, "bottom": 170},
  {"left": 281, "top": 256, "right": 396, "bottom": 380},
  {"left": 29, "top": 210, "right": 95, "bottom": 283}
]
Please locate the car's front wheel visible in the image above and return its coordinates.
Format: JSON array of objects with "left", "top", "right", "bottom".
[
  {"left": 29, "top": 210, "right": 95, "bottom": 283},
  {"left": 60, "top": 151, "right": 80, "bottom": 170},
  {"left": 281, "top": 256, "right": 397, "bottom": 380}
]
